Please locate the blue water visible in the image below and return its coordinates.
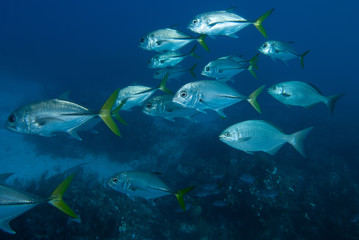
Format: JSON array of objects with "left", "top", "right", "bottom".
[{"left": 0, "top": 0, "right": 358, "bottom": 239}]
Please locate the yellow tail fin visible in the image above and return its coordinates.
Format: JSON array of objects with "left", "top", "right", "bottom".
[
  {"left": 49, "top": 174, "right": 78, "bottom": 218},
  {"left": 247, "top": 85, "right": 265, "bottom": 113},
  {"left": 253, "top": 8, "right": 274, "bottom": 38},
  {"left": 175, "top": 186, "right": 196, "bottom": 211},
  {"left": 99, "top": 89, "right": 123, "bottom": 137}
]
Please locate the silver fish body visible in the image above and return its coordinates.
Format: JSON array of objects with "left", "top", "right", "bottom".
[
  {"left": 258, "top": 40, "right": 309, "bottom": 68},
  {"left": 6, "top": 99, "right": 96, "bottom": 140},
  {"left": 153, "top": 64, "right": 197, "bottom": 80},
  {"left": 114, "top": 85, "right": 157, "bottom": 111},
  {"left": 108, "top": 172, "right": 172, "bottom": 200},
  {"left": 143, "top": 94, "right": 199, "bottom": 121},
  {"left": 267, "top": 81, "right": 343, "bottom": 114},
  {"left": 188, "top": 9, "right": 274, "bottom": 38},
  {"left": 172, "top": 80, "right": 264, "bottom": 117},
  {"left": 139, "top": 28, "right": 197, "bottom": 52},
  {"left": 202, "top": 57, "right": 248, "bottom": 80},
  {"left": 219, "top": 120, "right": 313, "bottom": 157}
]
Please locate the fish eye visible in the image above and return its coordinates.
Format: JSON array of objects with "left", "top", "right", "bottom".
[
  {"left": 272, "top": 86, "right": 277, "bottom": 90},
  {"left": 146, "top": 102, "right": 152, "bottom": 108},
  {"left": 193, "top": 19, "right": 198, "bottom": 24},
  {"left": 112, "top": 177, "right": 118, "bottom": 184},
  {"left": 180, "top": 91, "right": 188, "bottom": 98},
  {"left": 263, "top": 43, "right": 267, "bottom": 48},
  {"left": 205, "top": 66, "right": 210, "bottom": 71},
  {"left": 160, "top": 60, "right": 165, "bottom": 64},
  {"left": 8, "top": 114, "right": 16, "bottom": 123},
  {"left": 224, "top": 132, "right": 231, "bottom": 137},
  {"left": 140, "top": 37, "right": 145, "bottom": 43}
]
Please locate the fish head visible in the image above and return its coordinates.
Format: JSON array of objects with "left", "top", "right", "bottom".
[
  {"left": 267, "top": 83, "right": 284, "bottom": 97},
  {"left": 153, "top": 69, "right": 166, "bottom": 80},
  {"left": 5, "top": 109, "right": 30, "bottom": 134},
  {"left": 108, "top": 172, "right": 129, "bottom": 193},
  {"left": 201, "top": 62, "right": 215, "bottom": 77},
  {"left": 172, "top": 83, "right": 199, "bottom": 108},
  {"left": 142, "top": 97, "right": 162, "bottom": 116},
  {"left": 147, "top": 55, "right": 166, "bottom": 69},
  {"left": 138, "top": 33, "right": 157, "bottom": 51},
  {"left": 258, "top": 41, "right": 274, "bottom": 55},
  {"left": 219, "top": 127, "right": 240, "bottom": 144},
  {"left": 188, "top": 15, "right": 209, "bottom": 34}
]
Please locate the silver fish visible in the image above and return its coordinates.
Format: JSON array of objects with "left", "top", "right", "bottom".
[
  {"left": 172, "top": 80, "right": 265, "bottom": 118},
  {"left": 267, "top": 81, "right": 344, "bottom": 115},
  {"left": 143, "top": 94, "right": 199, "bottom": 122},
  {"left": 114, "top": 76, "right": 172, "bottom": 111},
  {"left": 188, "top": 8, "right": 274, "bottom": 38},
  {"left": 6, "top": 90, "right": 124, "bottom": 140},
  {"left": 258, "top": 40, "right": 310, "bottom": 68},
  {"left": 139, "top": 28, "right": 209, "bottom": 52},
  {"left": 108, "top": 171, "right": 195, "bottom": 211},
  {"left": 201, "top": 54, "right": 259, "bottom": 81},
  {"left": 0, "top": 174, "right": 77, "bottom": 234},
  {"left": 147, "top": 45, "right": 199, "bottom": 69},
  {"left": 153, "top": 64, "right": 197, "bottom": 80},
  {"left": 219, "top": 120, "right": 313, "bottom": 157}
]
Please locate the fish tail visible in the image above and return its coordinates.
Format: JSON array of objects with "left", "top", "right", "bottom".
[
  {"left": 49, "top": 174, "right": 78, "bottom": 219},
  {"left": 175, "top": 186, "right": 196, "bottom": 211},
  {"left": 326, "top": 93, "right": 344, "bottom": 115},
  {"left": 189, "top": 63, "right": 197, "bottom": 78},
  {"left": 112, "top": 99, "right": 128, "bottom": 126},
  {"left": 247, "top": 85, "right": 265, "bottom": 113},
  {"left": 288, "top": 127, "right": 314, "bottom": 157},
  {"left": 189, "top": 44, "right": 200, "bottom": 59},
  {"left": 299, "top": 50, "right": 310, "bottom": 69},
  {"left": 248, "top": 53, "right": 259, "bottom": 79},
  {"left": 253, "top": 8, "right": 275, "bottom": 38},
  {"left": 158, "top": 73, "right": 173, "bottom": 94},
  {"left": 98, "top": 89, "right": 125, "bottom": 137},
  {"left": 196, "top": 34, "right": 210, "bottom": 52}
]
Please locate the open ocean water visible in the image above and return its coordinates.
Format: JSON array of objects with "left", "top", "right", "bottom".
[{"left": 0, "top": 0, "right": 358, "bottom": 239}]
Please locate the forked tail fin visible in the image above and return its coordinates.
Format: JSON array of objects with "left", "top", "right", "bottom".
[
  {"left": 247, "top": 85, "right": 265, "bottom": 113},
  {"left": 99, "top": 89, "right": 124, "bottom": 137},
  {"left": 248, "top": 53, "right": 259, "bottom": 79},
  {"left": 300, "top": 50, "right": 310, "bottom": 69},
  {"left": 288, "top": 127, "right": 314, "bottom": 157},
  {"left": 253, "top": 8, "right": 275, "bottom": 38},
  {"left": 197, "top": 34, "right": 210, "bottom": 52},
  {"left": 158, "top": 73, "right": 173, "bottom": 94},
  {"left": 326, "top": 93, "right": 344, "bottom": 115},
  {"left": 175, "top": 186, "right": 196, "bottom": 211},
  {"left": 49, "top": 174, "right": 78, "bottom": 219}
]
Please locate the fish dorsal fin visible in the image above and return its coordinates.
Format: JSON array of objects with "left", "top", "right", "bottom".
[
  {"left": 0, "top": 219, "right": 16, "bottom": 234},
  {"left": 305, "top": 82, "right": 322, "bottom": 95},
  {"left": 36, "top": 117, "right": 65, "bottom": 126},
  {"left": 58, "top": 91, "right": 71, "bottom": 101},
  {"left": 169, "top": 24, "right": 179, "bottom": 29},
  {"left": 0, "top": 173, "right": 14, "bottom": 183},
  {"left": 262, "top": 120, "right": 285, "bottom": 133}
]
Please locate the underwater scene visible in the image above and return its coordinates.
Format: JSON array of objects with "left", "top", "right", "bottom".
[{"left": 0, "top": 0, "right": 358, "bottom": 239}]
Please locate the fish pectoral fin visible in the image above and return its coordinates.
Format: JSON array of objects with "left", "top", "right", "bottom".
[
  {"left": 0, "top": 219, "right": 16, "bottom": 234},
  {"left": 36, "top": 117, "right": 65, "bottom": 126},
  {"left": 239, "top": 137, "right": 251, "bottom": 142},
  {"left": 281, "top": 92, "right": 291, "bottom": 97},
  {"left": 68, "top": 129, "right": 82, "bottom": 141},
  {"left": 227, "top": 33, "right": 239, "bottom": 38}
]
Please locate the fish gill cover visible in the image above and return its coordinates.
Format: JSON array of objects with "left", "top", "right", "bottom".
[{"left": 0, "top": 0, "right": 358, "bottom": 239}]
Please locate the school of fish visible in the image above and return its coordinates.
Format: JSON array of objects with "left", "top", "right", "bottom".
[{"left": 2, "top": 6, "right": 344, "bottom": 235}]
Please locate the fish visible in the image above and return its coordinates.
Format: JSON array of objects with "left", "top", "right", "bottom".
[
  {"left": 6, "top": 89, "right": 125, "bottom": 140},
  {"left": 188, "top": 8, "right": 274, "bottom": 38},
  {"left": 143, "top": 94, "right": 200, "bottom": 122},
  {"left": 139, "top": 28, "right": 209, "bottom": 52},
  {"left": 153, "top": 64, "right": 197, "bottom": 80},
  {"left": 219, "top": 120, "right": 313, "bottom": 157},
  {"left": 267, "top": 81, "right": 344, "bottom": 115},
  {"left": 113, "top": 75, "right": 172, "bottom": 111},
  {"left": 0, "top": 173, "right": 77, "bottom": 234},
  {"left": 147, "top": 44, "right": 200, "bottom": 69},
  {"left": 258, "top": 40, "right": 310, "bottom": 68},
  {"left": 108, "top": 171, "right": 195, "bottom": 211},
  {"left": 201, "top": 54, "right": 259, "bottom": 81},
  {"left": 172, "top": 80, "right": 265, "bottom": 118}
]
